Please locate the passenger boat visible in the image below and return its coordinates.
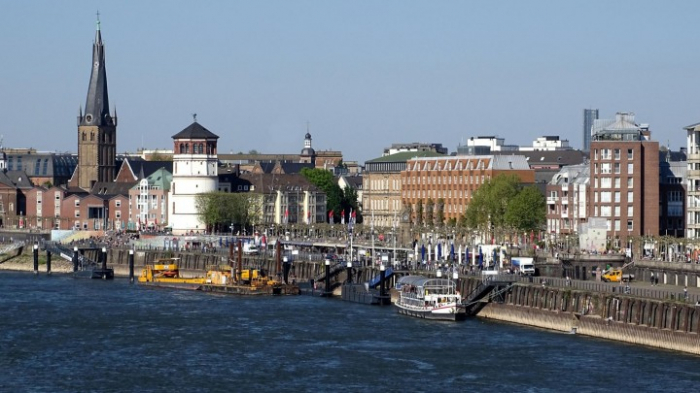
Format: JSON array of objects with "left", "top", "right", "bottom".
[
  {"left": 394, "top": 275, "right": 466, "bottom": 321},
  {"left": 201, "top": 265, "right": 300, "bottom": 296},
  {"left": 137, "top": 259, "right": 207, "bottom": 289}
]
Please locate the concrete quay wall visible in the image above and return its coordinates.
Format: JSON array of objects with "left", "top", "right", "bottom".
[{"left": 478, "top": 284, "right": 700, "bottom": 355}]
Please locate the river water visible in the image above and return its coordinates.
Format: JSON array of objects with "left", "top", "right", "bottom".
[{"left": 1, "top": 271, "right": 699, "bottom": 393}]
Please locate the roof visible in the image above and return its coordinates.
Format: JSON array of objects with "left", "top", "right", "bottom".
[
  {"left": 0, "top": 170, "right": 34, "bottom": 189},
  {"left": 683, "top": 122, "right": 700, "bottom": 131},
  {"left": 143, "top": 167, "right": 172, "bottom": 190},
  {"left": 90, "top": 181, "right": 137, "bottom": 196},
  {"left": 117, "top": 158, "right": 173, "bottom": 182},
  {"left": 171, "top": 122, "right": 219, "bottom": 139},
  {"left": 396, "top": 275, "right": 455, "bottom": 288},
  {"left": 493, "top": 150, "right": 586, "bottom": 167},
  {"left": 234, "top": 173, "right": 321, "bottom": 193},
  {"left": 548, "top": 164, "right": 590, "bottom": 186},
  {"left": 366, "top": 151, "right": 445, "bottom": 164},
  {"left": 341, "top": 175, "right": 363, "bottom": 189},
  {"left": 4, "top": 153, "right": 78, "bottom": 180}
]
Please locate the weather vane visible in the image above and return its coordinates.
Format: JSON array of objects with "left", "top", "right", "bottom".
[{"left": 192, "top": 113, "right": 197, "bottom": 122}]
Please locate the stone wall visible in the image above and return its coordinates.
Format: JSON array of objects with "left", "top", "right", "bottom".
[{"left": 478, "top": 283, "right": 700, "bottom": 355}]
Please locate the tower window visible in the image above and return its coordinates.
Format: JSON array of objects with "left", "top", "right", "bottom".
[
  {"left": 90, "top": 133, "right": 95, "bottom": 141},
  {"left": 82, "top": 132, "right": 86, "bottom": 141}
]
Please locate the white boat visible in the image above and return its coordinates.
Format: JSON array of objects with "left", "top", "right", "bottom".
[{"left": 394, "top": 275, "right": 466, "bottom": 321}]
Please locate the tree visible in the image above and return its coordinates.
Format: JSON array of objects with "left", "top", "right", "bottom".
[
  {"left": 436, "top": 198, "right": 445, "bottom": 226},
  {"left": 301, "top": 168, "right": 343, "bottom": 219},
  {"left": 464, "top": 174, "right": 521, "bottom": 234},
  {"left": 505, "top": 186, "right": 545, "bottom": 233},
  {"left": 196, "top": 191, "right": 262, "bottom": 233},
  {"left": 416, "top": 199, "right": 424, "bottom": 225},
  {"left": 248, "top": 149, "right": 259, "bottom": 155},
  {"left": 425, "top": 198, "right": 434, "bottom": 226},
  {"left": 341, "top": 185, "right": 361, "bottom": 223}
]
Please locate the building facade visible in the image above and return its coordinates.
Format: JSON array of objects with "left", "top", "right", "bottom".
[
  {"left": 685, "top": 122, "right": 700, "bottom": 239},
  {"left": 583, "top": 108, "right": 599, "bottom": 152},
  {"left": 545, "top": 164, "right": 590, "bottom": 235},
  {"left": 400, "top": 155, "right": 534, "bottom": 224},
  {"left": 75, "top": 18, "right": 117, "bottom": 190},
  {"left": 364, "top": 151, "right": 444, "bottom": 227},
  {"left": 168, "top": 121, "right": 219, "bottom": 235},
  {"left": 588, "top": 112, "right": 659, "bottom": 246}
]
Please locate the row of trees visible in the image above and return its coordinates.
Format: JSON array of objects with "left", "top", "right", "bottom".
[{"left": 195, "top": 192, "right": 261, "bottom": 234}]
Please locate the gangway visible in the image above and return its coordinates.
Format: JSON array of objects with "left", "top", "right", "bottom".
[
  {"left": 367, "top": 267, "right": 394, "bottom": 289},
  {"left": 463, "top": 276, "right": 514, "bottom": 316},
  {"left": 0, "top": 241, "right": 25, "bottom": 255}
]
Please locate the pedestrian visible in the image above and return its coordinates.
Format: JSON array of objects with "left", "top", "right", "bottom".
[
  {"left": 684, "top": 286, "right": 688, "bottom": 301},
  {"left": 566, "top": 275, "right": 571, "bottom": 287},
  {"left": 650, "top": 272, "right": 655, "bottom": 286}
]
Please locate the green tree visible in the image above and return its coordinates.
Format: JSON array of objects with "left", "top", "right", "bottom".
[
  {"left": 341, "top": 185, "right": 361, "bottom": 223},
  {"left": 301, "top": 168, "right": 343, "bottom": 219},
  {"left": 436, "top": 198, "right": 445, "bottom": 226},
  {"left": 505, "top": 186, "right": 545, "bottom": 232},
  {"left": 416, "top": 199, "right": 424, "bottom": 225},
  {"left": 464, "top": 174, "right": 521, "bottom": 232},
  {"left": 425, "top": 198, "right": 434, "bottom": 226},
  {"left": 196, "top": 192, "right": 262, "bottom": 233}
]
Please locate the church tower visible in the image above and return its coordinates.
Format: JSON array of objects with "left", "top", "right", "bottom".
[{"left": 76, "top": 16, "right": 117, "bottom": 190}]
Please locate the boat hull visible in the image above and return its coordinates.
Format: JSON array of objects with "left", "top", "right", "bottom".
[
  {"left": 199, "top": 283, "right": 300, "bottom": 296},
  {"left": 394, "top": 303, "right": 467, "bottom": 321}
]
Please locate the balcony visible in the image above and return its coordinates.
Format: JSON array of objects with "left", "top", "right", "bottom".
[{"left": 547, "top": 196, "right": 559, "bottom": 204}]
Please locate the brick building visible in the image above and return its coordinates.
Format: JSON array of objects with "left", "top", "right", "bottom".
[
  {"left": 401, "top": 155, "right": 534, "bottom": 224},
  {"left": 588, "top": 112, "right": 659, "bottom": 246}
]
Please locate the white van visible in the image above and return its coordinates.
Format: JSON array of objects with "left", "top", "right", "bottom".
[{"left": 243, "top": 243, "right": 260, "bottom": 255}]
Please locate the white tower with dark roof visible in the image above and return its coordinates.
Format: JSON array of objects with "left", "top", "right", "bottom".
[{"left": 168, "top": 118, "right": 219, "bottom": 234}]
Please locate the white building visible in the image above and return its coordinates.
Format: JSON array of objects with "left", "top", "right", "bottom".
[
  {"left": 519, "top": 136, "right": 572, "bottom": 151},
  {"left": 168, "top": 120, "right": 219, "bottom": 234}
]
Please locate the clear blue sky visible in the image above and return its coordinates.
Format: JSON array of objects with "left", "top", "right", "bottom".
[{"left": 0, "top": 0, "right": 696, "bottom": 163}]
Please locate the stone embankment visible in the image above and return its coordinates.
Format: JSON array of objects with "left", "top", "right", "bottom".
[{"left": 478, "top": 283, "right": 700, "bottom": 355}]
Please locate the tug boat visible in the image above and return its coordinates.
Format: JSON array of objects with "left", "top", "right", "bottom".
[
  {"left": 394, "top": 275, "right": 466, "bottom": 321},
  {"left": 137, "top": 259, "right": 207, "bottom": 289}
]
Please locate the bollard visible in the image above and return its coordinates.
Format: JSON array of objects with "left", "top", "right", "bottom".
[
  {"left": 128, "top": 249, "right": 135, "bottom": 283},
  {"left": 33, "top": 244, "right": 39, "bottom": 275},
  {"left": 46, "top": 251, "right": 52, "bottom": 275},
  {"left": 346, "top": 261, "right": 353, "bottom": 284},
  {"left": 324, "top": 259, "right": 331, "bottom": 297},
  {"left": 101, "top": 247, "right": 107, "bottom": 280},
  {"left": 379, "top": 264, "right": 386, "bottom": 298},
  {"left": 73, "top": 247, "right": 79, "bottom": 272}
]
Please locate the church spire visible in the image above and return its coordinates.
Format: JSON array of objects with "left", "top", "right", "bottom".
[{"left": 80, "top": 12, "right": 113, "bottom": 127}]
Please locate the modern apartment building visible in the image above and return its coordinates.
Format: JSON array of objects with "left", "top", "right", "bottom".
[{"left": 583, "top": 108, "right": 599, "bottom": 152}]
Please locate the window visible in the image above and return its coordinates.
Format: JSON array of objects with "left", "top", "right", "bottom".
[
  {"left": 627, "top": 219, "right": 633, "bottom": 230},
  {"left": 116, "top": 200, "right": 121, "bottom": 207},
  {"left": 614, "top": 149, "right": 620, "bottom": 160},
  {"left": 601, "top": 178, "right": 612, "bottom": 188},
  {"left": 614, "top": 177, "right": 621, "bottom": 188},
  {"left": 74, "top": 200, "right": 80, "bottom": 207},
  {"left": 627, "top": 178, "right": 633, "bottom": 188},
  {"left": 594, "top": 177, "right": 599, "bottom": 188},
  {"left": 594, "top": 149, "right": 598, "bottom": 160},
  {"left": 628, "top": 149, "right": 634, "bottom": 159},
  {"left": 614, "top": 163, "right": 621, "bottom": 174},
  {"left": 75, "top": 210, "right": 80, "bottom": 218},
  {"left": 614, "top": 205, "right": 621, "bottom": 216},
  {"left": 601, "top": 163, "right": 611, "bottom": 174},
  {"left": 628, "top": 163, "right": 634, "bottom": 174},
  {"left": 614, "top": 219, "right": 621, "bottom": 231},
  {"left": 601, "top": 191, "right": 611, "bottom": 203},
  {"left": 627, "top": 206, "right": 633, "bottom": 216},
  {"left": 627, "top": 191, "right": 633, "bottom": 201},
  {"left": 614, "top": 191, "right": 620, "bottom": 203},
  {"left": 601, "top": 206, "right": 611, "bottom": 216},
  {"left": 601, "top": 149, "right": 611, "bottom": 160}
]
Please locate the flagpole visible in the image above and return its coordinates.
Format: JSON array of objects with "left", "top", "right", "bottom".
[{"left": 371, "top": 211, "right": 375, "bottom": 267}]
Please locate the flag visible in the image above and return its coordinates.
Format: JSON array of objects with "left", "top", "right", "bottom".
[
  {"left": 284, "top": 208, "right": 289, "bottom": 224},
  {"left": 328, "top": 210, "right": 333, "bottom": 223},
  {"left": 307, "top": 210, "right": 311, "bottom": 224},
  {"left": 341, "top": 209, "right": 345, "bottom": 225},
  {"left": 351, "top": 209, "right": 357, "bottom": 224}
]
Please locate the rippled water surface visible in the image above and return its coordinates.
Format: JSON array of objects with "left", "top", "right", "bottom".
[{"left": 1, "top": 271, "right": 699, "bottom": 392}]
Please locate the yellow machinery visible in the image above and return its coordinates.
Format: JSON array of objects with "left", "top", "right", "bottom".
[{"left": 138, "top": 259, "right": 207, "bottom": 284}]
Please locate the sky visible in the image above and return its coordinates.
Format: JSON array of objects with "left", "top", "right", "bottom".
[{"left": 0, "top": 0, "right": 697, "bottom": 163}]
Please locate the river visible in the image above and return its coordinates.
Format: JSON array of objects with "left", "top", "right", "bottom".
[{"left": 0, "top": 271, "right": 698, "bottom": 392}]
